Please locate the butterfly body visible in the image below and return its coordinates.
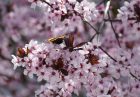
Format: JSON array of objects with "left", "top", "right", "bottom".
[{"left": 48, "top": 35, "right": 65, "bottom": 44}]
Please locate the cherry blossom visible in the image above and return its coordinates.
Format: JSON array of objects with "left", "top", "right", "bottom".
[{"left": 0, "top": 0, "right": 140, "bottom": 97}]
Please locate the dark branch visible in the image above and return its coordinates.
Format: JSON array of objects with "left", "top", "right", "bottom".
[
  {"left": 83, "top": 20, "right": 100, "bottom": 35},
  {"left": 99, "top": 46, "right": 117, "bottom": 62},
  {"left": 41, "top": 0, "right": 52, "bottom": 8},
  {"left": 130, "top": 71, "right": 140, "bottom": 81},
  {"left": 89, "top": 33, "right": 97, "bottom": 42},
  {"left": 107, "top": 11, "right": 121, "bottom": 47},
  {"left": 96, "top": 0, "right": 107, "bottom": 7}
]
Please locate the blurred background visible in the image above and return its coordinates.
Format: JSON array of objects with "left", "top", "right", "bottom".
[{"left": 0, "top": 0, "right": 46, "bottom": 97}]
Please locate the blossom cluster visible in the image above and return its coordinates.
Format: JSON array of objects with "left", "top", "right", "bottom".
[
  {"left": 10, "top": 0, "right": 140, "bottom": 97},
  {"left": 12, "top": 39, "right": 114, "bottom": 97},
  {"left": 27, "top": 0, "right": 104, "bottom": 38}
]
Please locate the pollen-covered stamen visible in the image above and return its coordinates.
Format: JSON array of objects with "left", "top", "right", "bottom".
[
  {"left": 52, "top": 58, "right": 68, "bottom": 76},
  {"left": 17, "top": 48, "right": 26, "bottom": 58},
  {"left": 17, "top": 48, "right": 30, "bottom": 58},
  {"left": 87, "top": 53, "right": 99, "bottom": 65}
]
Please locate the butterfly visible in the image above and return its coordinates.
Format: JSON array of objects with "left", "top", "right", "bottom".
[
  {"left": 48, "top": 34, "right": 85, "bottom": 51},
  {"left": 48, "top": 35, "right": 65, "bottom": 44}
]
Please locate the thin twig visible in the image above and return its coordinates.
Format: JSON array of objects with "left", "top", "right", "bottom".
[
  {"left": 130, "top": 71, "right": 140, "bottom": 81},
  {"left": 41, "top": 0, "right": 52, "bottom": 8},
  {"left": 89, "top": 33, "right": 97, "bottom": 42},
  {"left": 74, "top": 10, "right": 100, "bottom": 42},
  {"left": 99, "top": 46, "right": 117, "bottom": 62},
  {"left": 107, "top": 11, "right": 121, "bottom": 47},
  {"left": 83, "top": 20, "right": 100, "bottom": 34},
  {"left": 96, "top": 0, "right": 106, "bottom": 7}
]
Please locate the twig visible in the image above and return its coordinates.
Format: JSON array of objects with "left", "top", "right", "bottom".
[
  {"left": 96, "top": 0, "right": 107, "bottom": 7},
  {"left": 89, "top": 33, "right": 97, "bottom": 42},
  {"left": 83, "top": 20, "right": 100, "bottom": 35},
  {"left": 41, "top": 0, "right": 52, "bottom": 8},
  {"left": 130, "top": 71, "right": 140, "bottom": 81},
  {"left": 99, "top": 46, "right": 117, "bottom": 62},
  {"left": 107, "top": 11, "right": 121, "bottom": 47},
  {"left": 73, "top": 10, "right": 100, "bottom": 42}
]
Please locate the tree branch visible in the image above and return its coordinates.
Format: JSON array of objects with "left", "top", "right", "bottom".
[
  {"left": 99, "top": 46, "right": 117, "bottom": 62},
  {"left": 107, "top": 11, "right": 121, "bottom": 47}
]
